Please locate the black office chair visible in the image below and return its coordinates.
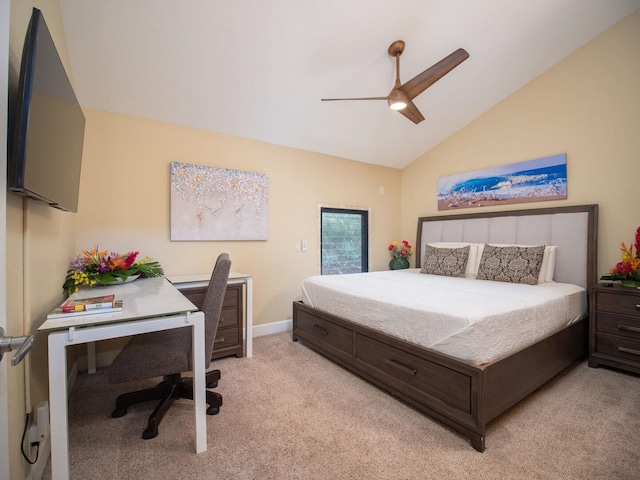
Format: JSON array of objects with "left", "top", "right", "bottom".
[{"left": 108, "top": 253, "right": 231, "bottom": 439}]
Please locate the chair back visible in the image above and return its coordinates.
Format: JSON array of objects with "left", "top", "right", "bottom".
[{"left": 201, "top": 253, "right": 231, "bottom": 367}]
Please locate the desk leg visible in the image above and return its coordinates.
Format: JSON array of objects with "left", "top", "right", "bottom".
[
  {"left": 245, "top": 278, "right": 253, "bottom": 358},
  {"left": 48, "top": 332, "right": 70, "bottom": 480},
  {"left": 87, "top": 341, "right": 96, "bottom": 374},
  {"left": 191, "top": 311, "right": 207, "bottom": 453}
]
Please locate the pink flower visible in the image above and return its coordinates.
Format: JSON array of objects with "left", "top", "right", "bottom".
[{"left": 613, "top": 261, "right": 633, "bottom": 275}]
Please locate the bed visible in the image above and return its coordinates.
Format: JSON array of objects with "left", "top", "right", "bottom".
[{"left": 292, "top": 204, "right": 597, "bottom": 452}]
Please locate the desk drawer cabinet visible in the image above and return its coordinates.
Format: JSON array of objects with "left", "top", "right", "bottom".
[
  {"left": 180, "top": 284, "right": 244, "bottom": 359},
  {"left": 589, "top": 285, "right": 640, "bottom": 374}
]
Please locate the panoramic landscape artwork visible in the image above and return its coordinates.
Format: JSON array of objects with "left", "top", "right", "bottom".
[{"left": 437, "top": 154, "right": 567, "bottom": 211}]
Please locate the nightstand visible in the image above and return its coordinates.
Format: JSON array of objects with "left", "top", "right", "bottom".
[{"left": 589, "top": 284, "right": 640, "bottom": 374}]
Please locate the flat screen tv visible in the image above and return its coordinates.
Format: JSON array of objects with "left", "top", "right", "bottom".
[{"left": 8, "top": 7, "right": 85, "bottom": 213}]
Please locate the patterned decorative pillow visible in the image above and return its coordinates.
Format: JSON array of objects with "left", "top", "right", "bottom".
[
  {"left": 476, "top": 244, "right": 545, "bottom": 285},
  {"left": 421, "top": 245, "right": 470, "bottom": 277}
]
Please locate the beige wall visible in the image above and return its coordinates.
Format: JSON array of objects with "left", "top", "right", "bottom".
[
  {"left": 76, "top": 111, "right": 402, "bottom": 330},
  {"left": 401, "top": 10, "right": 640, "bottom": 278},
  {"left": 7, "top": 1, "right": 77, "bottom": 478}
]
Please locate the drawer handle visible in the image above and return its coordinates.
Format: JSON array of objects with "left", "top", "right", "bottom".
[
  {"left": 636, "top": 304, "right": 640, "bottom": 311},
  {"left": 386, "top": 358, "right": 417, "bottom": 376},
  {"left": 214, "top": 337, "right": 225, "bottom": 344},
  {"left": 312, "top": 325, "right": 329, "bottom": 336},
  {"left": 618, "top": 346, "right": 640, "bottom": 357},
  {"left": 618, "top": 324, "right": 640, "bottom": 334}
]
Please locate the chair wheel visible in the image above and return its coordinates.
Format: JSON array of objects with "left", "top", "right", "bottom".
[
  {"left": 206, "top": 381, "right": 218, "bottom": 389},
  {"left": 112, "top": 407, "right": 127, "bottom": 418},
  {"left": 142, "top": 428, "right": 158, "bottom": 440},
  {"left": 207, "top": 406, "right": 220, "bottom": 415}
]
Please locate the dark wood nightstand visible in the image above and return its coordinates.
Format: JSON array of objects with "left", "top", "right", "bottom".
[{"left": 589, "top": 284, "right": 640, "bottom": 374}]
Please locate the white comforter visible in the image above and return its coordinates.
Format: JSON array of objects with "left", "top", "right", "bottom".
[{"left": 301, "top": 269, "right": 586, "bottom": 365}]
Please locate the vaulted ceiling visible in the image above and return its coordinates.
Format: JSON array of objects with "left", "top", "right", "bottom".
[{"left": 58, "top": 0, "right": 640, "bottom": 169}]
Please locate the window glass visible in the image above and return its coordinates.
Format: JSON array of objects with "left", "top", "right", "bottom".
[{"left": 320, "top": 208, "right": 368, "bottom": 275}]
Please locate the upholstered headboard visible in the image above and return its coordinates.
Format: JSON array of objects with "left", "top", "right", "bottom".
[{"left": 415, "top": 205, "right": 598, "bottom": 289}]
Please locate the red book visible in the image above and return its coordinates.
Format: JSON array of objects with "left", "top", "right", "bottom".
[{"left": 61, "top": 294, "right": 115, "bottom": 313}]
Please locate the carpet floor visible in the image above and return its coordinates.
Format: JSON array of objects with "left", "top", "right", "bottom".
[{"left": 43, "top": 332, "right": 640, "bottom": 479}]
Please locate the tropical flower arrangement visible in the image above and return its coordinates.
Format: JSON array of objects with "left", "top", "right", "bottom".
[
  {"left": 63, "top": 246, "right": 164, "bottom": 294},
  {"left": 600, "top": 226, "right": 640, "bottom": 285},
  {"left": 388, "top": 240, "right": 413, "bottom": 259}
]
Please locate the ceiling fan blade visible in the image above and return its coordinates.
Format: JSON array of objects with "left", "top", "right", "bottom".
[
  {"left": 399, "top": 48, "right": 469, "bottom": 100},
  {"left": 321, "top": 96, "right": 389, "bottom": 101},
  {"left": 397, "top": 100, "right": 425, "bottom": 124}
]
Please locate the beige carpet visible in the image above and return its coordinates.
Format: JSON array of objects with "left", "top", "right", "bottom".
[{"left": 43, "top": 332, "right": 640, "bottom": 480}]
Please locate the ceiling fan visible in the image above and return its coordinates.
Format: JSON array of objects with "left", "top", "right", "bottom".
[{"left": 321, "top": 41, "right": 469, "bottom": 124}]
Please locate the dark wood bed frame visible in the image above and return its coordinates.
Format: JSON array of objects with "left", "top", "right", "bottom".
[{"left": 292, "top": 204, "right": 598, "bottom": 452}]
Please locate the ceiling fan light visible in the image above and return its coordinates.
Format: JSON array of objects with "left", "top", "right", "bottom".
[{"left": 388, "top": 90, "right": 408, "bottom": 110}]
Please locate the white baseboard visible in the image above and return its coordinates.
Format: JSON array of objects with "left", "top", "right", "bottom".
[
  {"left": 252, "top": 319, "right": 292, "bottom": 337},
  {"left": 77, "top": 350, "right": 119, "bottom": 373}
]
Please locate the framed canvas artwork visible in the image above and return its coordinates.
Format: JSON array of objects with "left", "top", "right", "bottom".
[
  {"left": 170, "top": 162, "right": 268, "bottom": 240},
  {"left": 437, "top": 154, "right": 567, "bottom": 211}
]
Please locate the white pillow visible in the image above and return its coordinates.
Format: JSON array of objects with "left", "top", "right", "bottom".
[{"left": 542, "top": 245, "right": 557, "bottom": 282}]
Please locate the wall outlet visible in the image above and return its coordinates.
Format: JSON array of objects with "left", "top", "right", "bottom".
[
  {"left": 294, "top": 241, "right": 301, "bottom": 252},
  {"left": 37, "top": 401, "right": 49, "bottom": 440},
  {"left": 301, "top": 240, "right": 307, "bottom": 252},
  {"left": 29, "top": 423, "right": 38, "bottom": 444}
]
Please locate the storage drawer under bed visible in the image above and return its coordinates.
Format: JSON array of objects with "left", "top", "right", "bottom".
[
  {"left": 294, "top": 308, "right": 353, "bottom": 355},
  {"left": 354, "top": 333, "right": 472, "bottom": 414}
]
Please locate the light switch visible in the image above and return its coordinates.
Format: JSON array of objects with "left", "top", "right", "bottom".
[
  {"left": 294, "top": 241, "right": 301, "bottom": 252},
  {"left": 301, "top": 240, "right": 307, "bottom": 252}
]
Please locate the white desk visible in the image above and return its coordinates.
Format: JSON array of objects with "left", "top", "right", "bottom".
[
  {"left": 39, "top": 277, "right": 207, "bottom": 480},
  {"left": 167, "top": 272, "right": 253, "bottom": 358}
]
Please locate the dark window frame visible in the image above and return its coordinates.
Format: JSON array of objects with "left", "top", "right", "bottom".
[{"left": 320, "top": 207, "right": 369, "bottom": 275}]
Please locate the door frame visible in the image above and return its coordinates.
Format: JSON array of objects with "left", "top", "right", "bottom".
[{"left": 1, "top": 0, "right": 12, "bottom": 478}]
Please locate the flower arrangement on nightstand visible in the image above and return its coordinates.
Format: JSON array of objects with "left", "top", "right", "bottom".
[{"left": 600, "top": 226, "right": 640, "bottom": 288}]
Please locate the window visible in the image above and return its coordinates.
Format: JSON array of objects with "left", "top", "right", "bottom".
[{"left": 320, "top": 207, "right": 369, "bottom": 275}]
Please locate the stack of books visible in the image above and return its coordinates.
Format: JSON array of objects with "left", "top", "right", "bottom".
[{"left": 47, "top": 294, "right": 123, "bottom": 319}]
